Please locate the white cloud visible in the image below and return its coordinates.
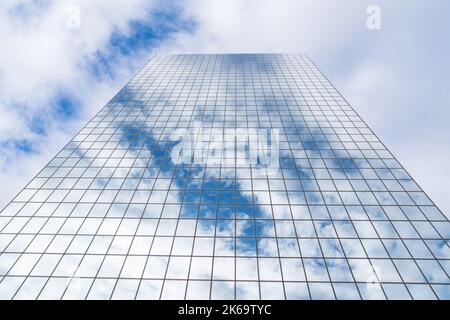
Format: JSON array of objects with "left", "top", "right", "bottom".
[{"left": 0, "top": 0, "right": 158, "bottom": 208}]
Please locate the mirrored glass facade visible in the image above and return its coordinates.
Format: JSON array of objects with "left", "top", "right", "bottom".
[{"left": 0, "top": 54, "right": 449, "bottom": 300}]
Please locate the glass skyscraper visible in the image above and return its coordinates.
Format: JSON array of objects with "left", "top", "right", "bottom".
[{"left": 0, "top": 54, "right": 448, "bottom": 300}]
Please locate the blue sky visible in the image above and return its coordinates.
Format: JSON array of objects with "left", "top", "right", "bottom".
[{"left": 0, "top": 0, "right": 449, "bottom": 216}]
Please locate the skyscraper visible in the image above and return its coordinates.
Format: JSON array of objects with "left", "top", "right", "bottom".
[{"left": 0, "top": 54, "right": 448, "bottom": 300}]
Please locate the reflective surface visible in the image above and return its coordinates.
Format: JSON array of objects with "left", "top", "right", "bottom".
[{"left": 0, "top": 54, "right": 449, "bottom": 300}]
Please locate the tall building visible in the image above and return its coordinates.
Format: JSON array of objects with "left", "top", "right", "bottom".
[{"left": 0, "top": 54, "right": 448, "bottom": 300}]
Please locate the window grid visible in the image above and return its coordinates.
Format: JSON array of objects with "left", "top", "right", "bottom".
[{"left": 0, "top": 54, "right": 448, "bottom": 300}]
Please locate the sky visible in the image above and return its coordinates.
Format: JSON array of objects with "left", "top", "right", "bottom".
[{"left": 0, "top": 0, "right": 449, "bottom": 216}]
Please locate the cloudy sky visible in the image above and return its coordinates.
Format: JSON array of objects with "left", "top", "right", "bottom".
[{"left": 0, "top": 0, "right": 449, "bottom": 216}]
